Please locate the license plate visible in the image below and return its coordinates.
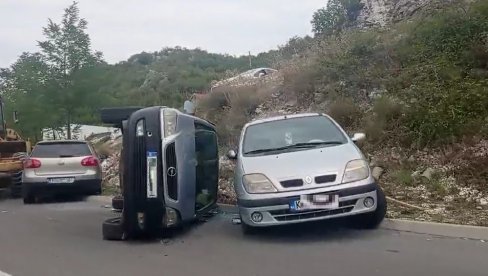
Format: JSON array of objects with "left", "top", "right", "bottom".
[
  {"left": 290, "top": 194, "right": 339, "bottom": 211},
  {"left": 48, "top": 177, "right": 75, "bottom": 184}
]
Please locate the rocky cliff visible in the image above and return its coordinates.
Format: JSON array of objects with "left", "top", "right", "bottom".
[{"left": 356, "top": 0, "right": 466, "bottom": 27}]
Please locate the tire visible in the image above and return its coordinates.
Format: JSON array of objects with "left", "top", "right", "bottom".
[
  {"left": 349, "top": 187, "right": 387, "bottom": 229},
  {"left": 102, "top": 218, "right": 125, "bottom": 240},
  {"left": 100, "top": 107, "right": 142, "bottom": 125},
  {"left": 112, "top": 195, "right": 124, "bottom": 210},
  {"left": 10, "top": 188, "right": 22, "bottom": 198},
  {"left": 23, "top": 194, "right": 35, "bottom": 204}
]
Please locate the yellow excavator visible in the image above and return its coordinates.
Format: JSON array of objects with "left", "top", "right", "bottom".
[{"left": 0, "top": 95, "right": 31, "bottom": 197}]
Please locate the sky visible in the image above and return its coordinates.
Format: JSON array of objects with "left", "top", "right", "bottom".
[{"left": 0, "top": 0, "right": 328, "bottom": 68}]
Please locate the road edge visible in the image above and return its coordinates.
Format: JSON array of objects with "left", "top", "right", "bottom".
[
  {"left": 217, "top": 203, "right": 488, "bottom": 240},
  {"left": 85, "top": 197, "right": 488, "bottom": 240}
]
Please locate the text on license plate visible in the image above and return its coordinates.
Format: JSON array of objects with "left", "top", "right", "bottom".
[
  {"left": 290, "top": 194, "right": 339, "bottom": 211},
  {"left": 48, "top": 177, "right": 75, "bottom": 184}
]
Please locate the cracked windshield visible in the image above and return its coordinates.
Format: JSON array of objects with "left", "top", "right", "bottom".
[{"left": 0, "top": 0, "right": 487, "bottom": 275}]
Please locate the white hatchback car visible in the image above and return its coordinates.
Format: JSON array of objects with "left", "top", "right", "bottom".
[
  {"left": 22, "top": 140, "right": 102, "bottom": 203},
  {"left": 227, "top": 113, "right": 387, "bottom": 234}
]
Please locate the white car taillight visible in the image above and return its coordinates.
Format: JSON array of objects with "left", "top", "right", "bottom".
[
  {"left": 24, "top": 158, "right": 41, "bottom": 169},
  {"left": 81, "top": 156, "right": 99, "bottom": 167}
]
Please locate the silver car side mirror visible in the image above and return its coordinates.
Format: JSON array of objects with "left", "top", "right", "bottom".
[
  {"left": 351, "top": 133, "right": 366, "bottom": 143},
  {"left": 227, "top": 150, "right": 237, "bottom": 160}
]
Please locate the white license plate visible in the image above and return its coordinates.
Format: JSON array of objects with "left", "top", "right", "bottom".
[
  {"left": 48, "top": 177, "right": 75, "bottom": 184},
  {"left": 290, "top": 194, "right": 339, "bottom": 211}
]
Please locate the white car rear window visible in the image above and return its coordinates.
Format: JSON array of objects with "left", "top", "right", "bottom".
[{"left": 31, "top": 142, "right": 91, "bottom": 158}]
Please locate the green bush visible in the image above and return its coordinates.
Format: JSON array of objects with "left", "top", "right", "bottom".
[{"left": 391, "top": 169, "right": 415, "bottom": 187}]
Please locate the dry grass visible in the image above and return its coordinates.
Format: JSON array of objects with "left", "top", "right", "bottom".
[{"left": 327, "top": 98, "right": 362, "bottom": 129}]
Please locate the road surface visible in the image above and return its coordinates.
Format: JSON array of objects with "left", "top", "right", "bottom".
[{"left": 0, "top": 198, "right": 487, "bottom": 276}]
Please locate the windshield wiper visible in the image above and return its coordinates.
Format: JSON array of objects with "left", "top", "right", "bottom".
[
  {"left": 244, "top": 141, "right": 343, "bottom": 155},
  {"left": 244, "top": 146, "right": 291, "bottom": 155},
  {"left": 289, "top": 141, "right": 344, "bottom": 148}
]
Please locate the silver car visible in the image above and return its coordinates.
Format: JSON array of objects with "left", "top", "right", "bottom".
[
  {"left": 227, "top": 113, "right": 387, "bottom": 234},
  {"left": 22, "top": 140, "right": 102, "bottom": 203}
]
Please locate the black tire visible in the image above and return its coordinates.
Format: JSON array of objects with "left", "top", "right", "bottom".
[
  {"left": 102, "top": 218, "right": 125, "bottom": 241},
  {"left": 100, "top": 107, "right": 142, "bottom": 125},
  {"left": 112, "top": 195, "right": 124, "bottom": 210},
  {"left": 23, "top": 194, "right": 35, "bottom": 204},
  {"left": 349, "top": 187, "right": 387, "bottom": 229},
  {"left": 10, "top": 188, "right": 22, "bottom": 198}
]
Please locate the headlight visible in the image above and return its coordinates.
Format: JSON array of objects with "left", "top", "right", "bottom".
[
  {"left": 242, "top": 174, "right": 277, "bottom": 194},
  {"left": 163, "top": 109, "right": 177, "bottom": 137},
  {"left": 136, "top": 120, "right": 145, "bottom": 137},
  {"left": 342, "top": 159, "right": 369, "bottom": 183}
]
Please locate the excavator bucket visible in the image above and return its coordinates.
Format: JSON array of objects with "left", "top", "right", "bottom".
[{"left": 0, "top": 141, "right": 27, "bottom": 158}]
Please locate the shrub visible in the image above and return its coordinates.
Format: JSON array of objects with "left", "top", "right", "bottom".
[
  {"left": 391, "top": 169, "right": 415, "bottom": 187},
  {"left": 327, "top": 98, "right": 361, "bottom": 128}
]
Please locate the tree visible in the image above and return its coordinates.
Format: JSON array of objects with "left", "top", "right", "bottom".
[
  {"left": 311, "top": 0, "right": 364, "bottom": 37},
  {"left": 37, "top": 1, "right": 103, "bottom": 139},
  {"left": 0, "top": 53, "right": 58, "bottom": 139}
]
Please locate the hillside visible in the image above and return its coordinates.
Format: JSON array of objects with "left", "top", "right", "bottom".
[{"left": 196, "top": 0, "right": 488, "bottom": 225}]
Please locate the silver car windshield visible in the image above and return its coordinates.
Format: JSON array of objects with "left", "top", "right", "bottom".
[{"left": 242, "top": 116, "right": 347, "bottom": 155}]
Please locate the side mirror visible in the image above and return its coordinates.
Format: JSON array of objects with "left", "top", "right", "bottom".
[
  {"left": 351, "top": 133, "right": 366, "bottom": 143},
  {"left": 226, "top": 149, "right": 237, "bottom": 160}
]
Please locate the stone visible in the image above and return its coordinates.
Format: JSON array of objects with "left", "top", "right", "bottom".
[
  {"left": 407, "top": 155, "right": 415, "bottom": 163},
  {"left": 372, "top": 167, "right": 384, "bottom": 180},
  {"left": 421, "top": 168, "right": 436, "bottom": 180},
  {"left": 480, "top": 198, "right": 488, "bottom": 206},
  {"left": 411, "top": 171, "right": 421, "bottom": 178}
]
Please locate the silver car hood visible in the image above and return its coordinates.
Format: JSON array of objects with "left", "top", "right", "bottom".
[{"left": 240, "top": 144, "right": 363, "bottom": 188}]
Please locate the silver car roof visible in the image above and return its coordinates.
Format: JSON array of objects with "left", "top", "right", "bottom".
[{"left": 244, "top": 113, "right": 327, "bottom": 128}]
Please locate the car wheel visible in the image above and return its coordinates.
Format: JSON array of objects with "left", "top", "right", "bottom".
[
  {"left": 102, "top": 217, "right": 124, "bottom": 241},
  {"left": 350, "top": 187, "right": 387, "bottom": 229},
  {"left": 100, "top": 107, "right": 142, "bottom": 125},
  {"left": 23, "top": 194, "right": 35, "bottom": 204},
  {"left": 112, "top": 195, "right": 124, "bottom": 210}
]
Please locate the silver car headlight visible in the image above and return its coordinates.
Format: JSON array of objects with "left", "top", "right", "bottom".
[
  {"left": 242, "top": 174, "right": 277, "bottom": 194},
  {"left": 342, "top": 159, "right": 370, "bottom": 183},
  {"left": 163, "top": 109, "right": 177, "bottom": 137}
]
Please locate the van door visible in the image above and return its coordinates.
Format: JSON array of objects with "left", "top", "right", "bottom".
[{"left": 194, "top": 123, "right": 219, "bottom": 212}]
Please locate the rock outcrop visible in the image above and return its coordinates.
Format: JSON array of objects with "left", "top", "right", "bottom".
[{"left": 356, "top": 0, "right": 467, "bottom": 27}]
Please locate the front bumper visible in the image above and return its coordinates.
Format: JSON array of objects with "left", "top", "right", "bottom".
[
  {"left": 23, "top": 179, "right": 102, "bottom": 196},
  {"left": 238, "top": 183, "right": 379, "bottom": 227}
]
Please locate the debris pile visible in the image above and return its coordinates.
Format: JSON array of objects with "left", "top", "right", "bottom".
[
  {"left": 218, "top": 156, "right": 237, "bottom": 205},
  {"left": 101, "top": 152, "right": 121, "bottom": 188}
]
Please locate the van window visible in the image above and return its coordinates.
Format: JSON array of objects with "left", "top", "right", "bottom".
[{"left": 243, "top": 116, "right": 347, "bottom": 155}]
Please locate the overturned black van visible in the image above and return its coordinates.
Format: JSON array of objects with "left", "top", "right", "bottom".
[{"left": 100, "top": 106, "right": 219, "bottom": 240}]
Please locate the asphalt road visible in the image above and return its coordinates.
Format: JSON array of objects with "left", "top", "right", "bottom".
[{"left": 0, "top": 198, "right": 487, "bottom": 276}]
